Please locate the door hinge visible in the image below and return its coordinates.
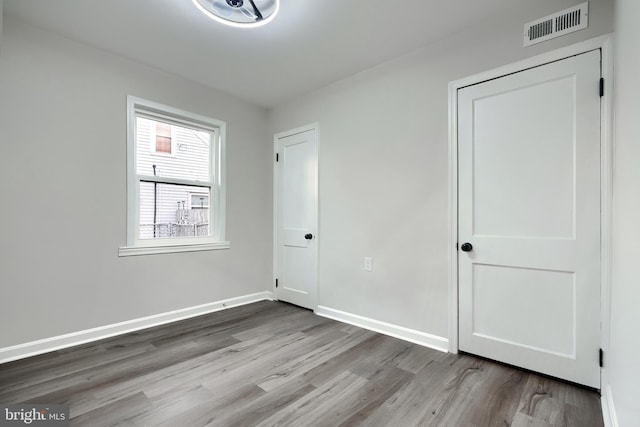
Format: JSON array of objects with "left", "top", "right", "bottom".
[
  {"left": 275, "top": 278, "right": 279, "bottom": 288},
  {"left": 599, "top": 78, "right": 604, "bottom": 97},
  {"left": 456, "top": 242, "right": 458, "bottom": 251},
  {"left": 276, "top": 153, "right": 279, "bottom": 162},
  {"left": 599, "top": 348, "right": 604, "bottom": 367}
]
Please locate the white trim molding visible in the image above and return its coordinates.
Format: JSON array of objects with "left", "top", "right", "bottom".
[
  {"left": 119, "top": 241, "right": 230, "bottom": 256},
  {"left": 316, "top": 306, "right": 449, "bottom": 353},
  {"left": 0, "top": 291, "right": 274, "bottom": 365},
  {"left": 274, "top": 122, "right": 320, "bottom": 140},
  {"left": 601, "top": 385, "right": 619, "bottom": 427}
]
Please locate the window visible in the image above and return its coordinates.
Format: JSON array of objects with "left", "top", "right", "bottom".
[
  {"left": 189, "top": 192, "right": 209, "bottom": 209},
  {"left": 154, "top": 122, "right": 173, "bottom": 154},
  {"left": 120, "top": 96, "right": 228, "bottom": 256}
]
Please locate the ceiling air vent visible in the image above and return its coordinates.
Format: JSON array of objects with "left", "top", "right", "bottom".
[{"left": 524, "top": 2, "right": 589, "bottom": 47}]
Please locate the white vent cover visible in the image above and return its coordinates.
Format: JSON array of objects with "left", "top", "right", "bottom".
[{"left": 524, "top": 2, "right": 589, "bottom": 47}]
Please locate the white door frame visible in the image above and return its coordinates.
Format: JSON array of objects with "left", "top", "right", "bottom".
[
  {"left": 447, "top": 35, "right": 613, "bottom": 385},
  {"left": 273, "top": 123, "right": 319, "bottom": 309}
]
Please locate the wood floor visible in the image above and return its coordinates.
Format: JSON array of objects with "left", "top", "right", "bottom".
[{"left": 0, "top": 301, "right": 603, "bottom": 427}]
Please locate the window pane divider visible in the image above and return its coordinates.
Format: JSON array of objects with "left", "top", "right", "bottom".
[{"left": 138, "top": 175, "right": 213, "bottom": 187}]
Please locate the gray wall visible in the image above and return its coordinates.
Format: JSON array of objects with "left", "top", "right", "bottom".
[
  {"left": 269, "top": 0, "right": 614, "bottom": 339},
  {"left": 609, "top": 0, "right": 640, "bottom": 424},
  {"left": 0, "top": 18, "right": 272, "bottom": 348}
]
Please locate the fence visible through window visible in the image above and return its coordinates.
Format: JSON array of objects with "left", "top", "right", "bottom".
[{"left": 140, "top": 222, "right": 209, "bottom": 239}]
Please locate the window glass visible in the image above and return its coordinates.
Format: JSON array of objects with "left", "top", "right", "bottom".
[
  {"left": 139, "top": 183, "right": 211, "bottom": 239},
  {"left": 136, "top": 117, "right": 211, "bottom": 182}
]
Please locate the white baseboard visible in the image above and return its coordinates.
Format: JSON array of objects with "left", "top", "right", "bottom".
[
  {"left": 601, "top": 385, "right": 619, "bottom": 427},
  {"left": 0, "top": 291, "right": 274, "bottom": 365},
  {"left": 315, "top": 306, "right": 449, "bottom": 353}
]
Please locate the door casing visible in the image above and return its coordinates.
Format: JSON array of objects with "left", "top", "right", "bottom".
[
  {"left": 447, "top": 35, "right": 613, "bottom": 388},
  {"left": 273, "top": 123, "right": 319, "bottom": 309}
]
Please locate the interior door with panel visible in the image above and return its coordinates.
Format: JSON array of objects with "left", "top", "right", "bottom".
[
  {"left": 275, "top": 127, "right": 318, "bottom": 310},
  {"left": 458, "top": 50, "right": 601, "bottom": 387}
]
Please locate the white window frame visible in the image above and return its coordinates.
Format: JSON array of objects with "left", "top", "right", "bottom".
[{"left": 119, "top": 96, "right": 229, "bottom": 256}]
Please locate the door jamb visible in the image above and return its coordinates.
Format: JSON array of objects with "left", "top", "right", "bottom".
[
  {"left": 273, "top": 123, "right": 320, "bottom": 307},
  {"left": 447, "top": 35, "right": 613, "bottom": 388}
]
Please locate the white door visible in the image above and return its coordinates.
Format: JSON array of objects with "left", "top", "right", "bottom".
[
  {"left": 458, "top": 50, "right": 601, "bottom": 387},
  {"left": 274, "top": 127, "right": 318, "bottom": 310}
]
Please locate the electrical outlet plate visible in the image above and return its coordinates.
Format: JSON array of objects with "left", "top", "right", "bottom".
[{"left": 364, "top": 257, "right": 373, "bottom": 272}]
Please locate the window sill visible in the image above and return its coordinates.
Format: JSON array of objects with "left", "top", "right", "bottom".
[{"left": 119, "top": 241, "right": 231, "bottom": 257}]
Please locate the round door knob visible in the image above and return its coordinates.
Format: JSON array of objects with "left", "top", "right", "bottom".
[
  {"left": 461, "top": 242, "right": 473, "bottom": 252},
  {"left": 304, "top": 233, "right": 313, "bottom": 240}
]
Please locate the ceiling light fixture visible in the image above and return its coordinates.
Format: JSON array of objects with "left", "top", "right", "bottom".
[{"left": 192, "top": 0, "right": 279, "bottom": 28}]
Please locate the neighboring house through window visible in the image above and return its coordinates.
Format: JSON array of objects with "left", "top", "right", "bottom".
[
  {"left": 154, "top": 122, "right": 173, "bottom": 154},
  {"left": 119, "top": 96, "right": 229, "bottom": 256},
  {"left": 190, "top": 192, "right": 209, "bottom": 209}
]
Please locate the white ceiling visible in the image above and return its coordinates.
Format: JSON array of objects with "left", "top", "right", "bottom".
[{"left": 4, "top": 0, "right": 527, "bottom": 108}]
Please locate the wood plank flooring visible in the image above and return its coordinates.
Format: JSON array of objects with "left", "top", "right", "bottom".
[{"left": 0, "top": 301, "right": 603, "bottom": 426}]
